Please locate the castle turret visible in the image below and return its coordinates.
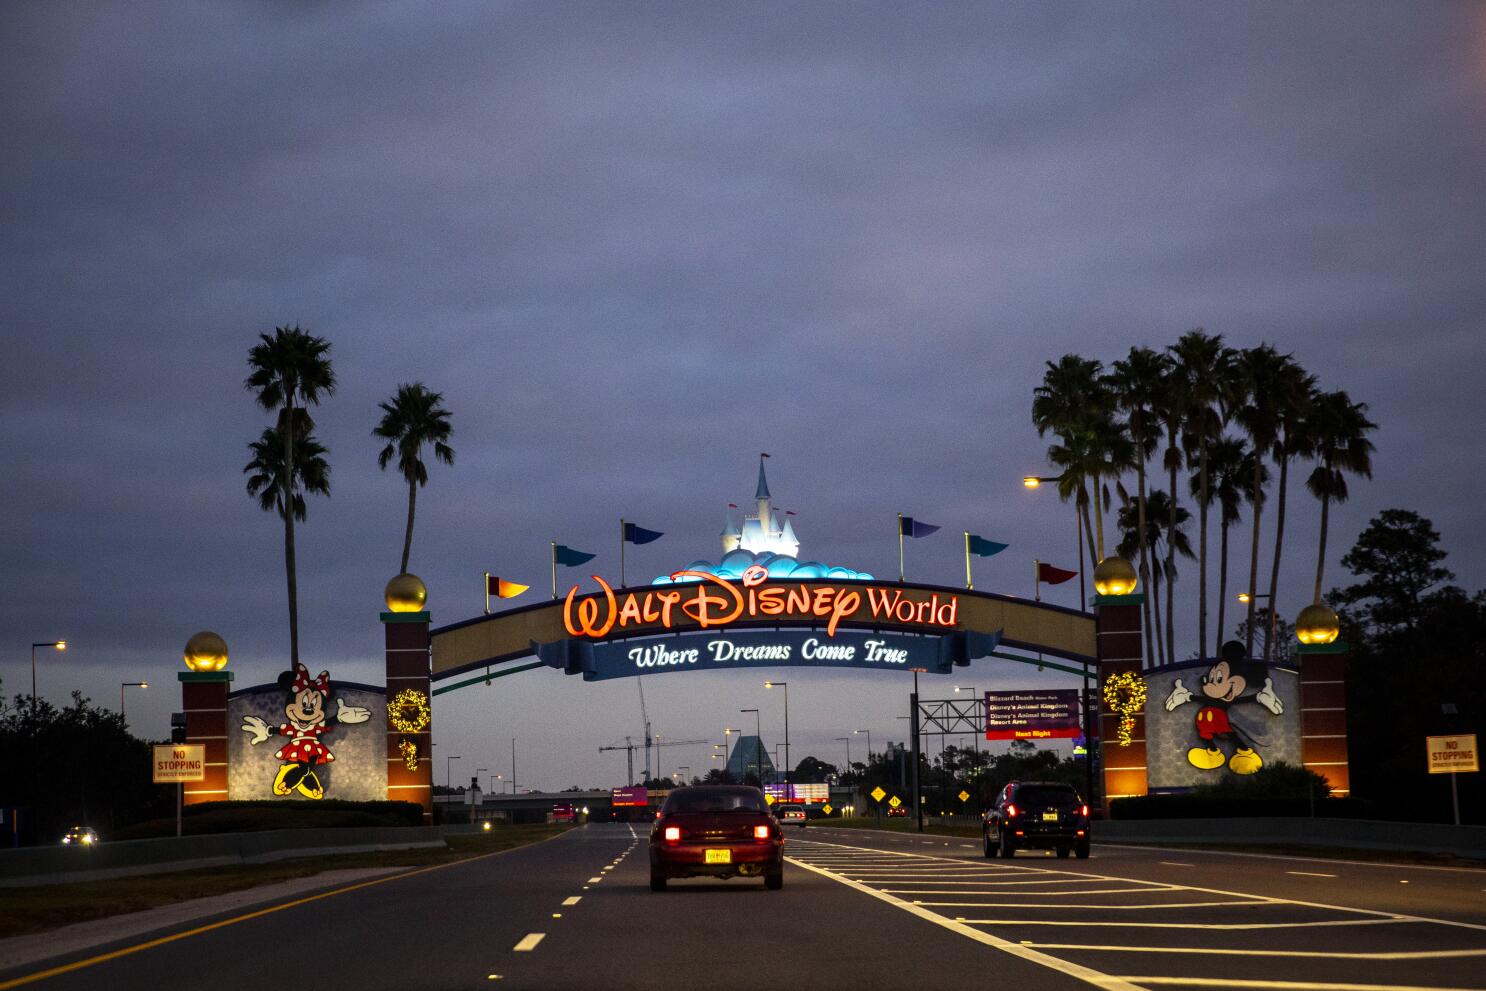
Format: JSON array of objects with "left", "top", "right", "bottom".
[
  {"left": 721, "top": 513, "right": 742, "bottom": 554},
  {"left": 755, "top": 457, "right": 772, "bottom": 539}
]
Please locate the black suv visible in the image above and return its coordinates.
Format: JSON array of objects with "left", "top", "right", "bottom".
[{"left": 983, "top": 781, "right": 1090, "bottom": 859}]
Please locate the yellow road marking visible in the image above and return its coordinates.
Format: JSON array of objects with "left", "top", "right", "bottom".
[
  {"left": 512, "top": 933, "right": 545, "bottom": 952},
  {"left": 1117, "top": 979, "right": 1484, "bottom": 991},
  {"left": 1031, "top": 944, "right": 1486, "bottom": 961}
]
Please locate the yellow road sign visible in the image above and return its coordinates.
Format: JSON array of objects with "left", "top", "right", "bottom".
[
  {"left": 765, "top": 793, "right": 776, "bottom": 804},
  {"left": 958, "top": 790, "right": 970, "bottom": 802},
  {"left": 152, "top": 744, "right": 205, "bottom": 783},
  {"left": 1427, "top": 734, "right": 1479, "bottom": 774},
  {"left": 870, "top": 786, "right": 886, "bottom": 802},
  {"left": 888, "top": 795, "right": 901, "bottom": 809},
  {"left": 822, "top": 804, "right": 833, "bottom": 815}
]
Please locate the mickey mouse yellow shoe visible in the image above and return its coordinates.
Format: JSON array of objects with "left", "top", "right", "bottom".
[
  {"left": 1229, "top": 748, "right": 1263, "bottom": 775},
  {"left": 1187, "top": 746, "right": 1226, "bottom": 770}
]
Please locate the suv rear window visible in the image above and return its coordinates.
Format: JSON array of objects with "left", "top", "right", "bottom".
[
  {"left": 663, "top": 788, "right": 767, "bottom": 814},
  {"left": 1012, "top": 784, "right": 1078, "bottom": 806}
]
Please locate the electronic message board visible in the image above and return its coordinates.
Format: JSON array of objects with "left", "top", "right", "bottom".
[{"left": 985, "top": 689, "right": 1081, "bottom": 741}]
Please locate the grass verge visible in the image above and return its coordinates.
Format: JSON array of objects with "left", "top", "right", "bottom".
[{"left": 0, "top": 824, "right": 571, "bottom": 939}]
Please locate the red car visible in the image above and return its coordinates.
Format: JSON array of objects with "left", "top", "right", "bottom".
[{"left": 649, "top": 785, "right": 784, "bottom": 891}]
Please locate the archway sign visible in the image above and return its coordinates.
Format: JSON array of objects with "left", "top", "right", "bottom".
[{"left": 429, "top": 565, "right": 1096, "bottom": 686}]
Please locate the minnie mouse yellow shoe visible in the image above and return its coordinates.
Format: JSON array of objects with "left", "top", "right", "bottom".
[
  {"left": 296, "top": 769, "right": 325, "bottom": 799},
  {"left": 273, "top": 763, "right": 297, "bottom": 796},
  {"left": 1229, "top": 748, "right": 1263, "bottom": 774}
]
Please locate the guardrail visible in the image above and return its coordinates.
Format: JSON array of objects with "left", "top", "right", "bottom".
[
  {"left": 1093, "top": 817, "right": 1486, "bottom": 860},
  {"left": 0, "top": 826, "right": 459, "bottom": 888}
]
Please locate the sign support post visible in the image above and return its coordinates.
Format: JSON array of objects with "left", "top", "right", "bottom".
[{"left": 1426, "top": 733, "right": 1477, "bottom": 826}]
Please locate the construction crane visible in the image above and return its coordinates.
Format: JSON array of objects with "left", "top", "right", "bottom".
[
  {"left": 637, "top": 679, "right": 652, "bottom": 782},
  {"left": 599, "top": 736, "right": 711, "bottom": 785}
]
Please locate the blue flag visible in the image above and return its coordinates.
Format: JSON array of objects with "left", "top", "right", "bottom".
[
  {"left": 899, "top": 516, "right": 940, "bottom": 539},
  {"left": 553, "top": 544, "right": 597, "bottom": 567},
  {"left": 967, "top": 534, "right": 1009, "bottom": 557},
  {"left": 622, "top": 522, "right": 664, "bottom": 545}
]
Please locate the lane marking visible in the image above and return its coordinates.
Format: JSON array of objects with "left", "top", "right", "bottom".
[
  {"left": 951, "top": 918, "right": 1412, "bottom": 930},
  {"left": 912, "top": 899, "right": 1274, "bottom": 910},
  {"left": 786, "top": 856, "right": 1145, "bottom": 990},
  {"left": 1287, "top": 871, "right": 1338, "bottom": 878},
  {"left": 512, "top": 933, "right": 545, "bottom": 952},
  {"left": 1113, "top": 978, "right": 1485, "bottom": 991},
  {"left": 587, "top": 876, "right": 603, "bottom": 883},
  {"left": 1029, "top": 944, "right": 1486, "bottom": 961},
  {"left": 885, "top": 886, "right": 1181, "bottom": 896},
  {"left": 1102, "top": 842, "right": 1486, "bottom": 876},
  {"left": 1159, "top": 861, "right": 1195, "bottom": 867},
  {"left": 562, "top": 896, "right": 582, "bottom": 906}
]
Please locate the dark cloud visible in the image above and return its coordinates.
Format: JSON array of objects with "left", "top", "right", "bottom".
[{"left": 2, "top": 2, "right": 1482, "bottom": 788}]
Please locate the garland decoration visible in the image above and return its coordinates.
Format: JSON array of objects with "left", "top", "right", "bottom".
[
  {"left": 387, "top": 688, "right": 431, "bottom": 733},
  {"left": 1101, "top": 671, "right": 1147, "bottom": 747},
  {"left": 398, "top": 737, "right": 421, "bottom": 771}
]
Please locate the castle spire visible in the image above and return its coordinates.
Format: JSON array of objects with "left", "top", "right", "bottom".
[{"left": 755, "top": 454, "right": 771, "bottom": 501}]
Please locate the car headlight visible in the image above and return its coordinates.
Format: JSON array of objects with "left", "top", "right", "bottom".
[
  {"left": 81, "top": 834, "right": 94, "bottom": 844},
  {"left": 62, "top": 836, "right": 71, "bottom": 844}
]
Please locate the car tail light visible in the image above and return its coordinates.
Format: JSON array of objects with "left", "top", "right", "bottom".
[
  {"left": 1006, "top": 803, "right": 1018, "bottom": 817},
  {"left": 663, "top": 826, "right": 680, "bottom": 843},
  {"left": 1080, "top": 804, "right": 1089, "bottom": 817},
  {"left": 754, "top": 824, "right": 770, "bottom": 840}
]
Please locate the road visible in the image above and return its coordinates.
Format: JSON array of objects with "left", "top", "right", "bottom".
[{"left": 3, "top": 823, "right": 1484, "bottom": 990}]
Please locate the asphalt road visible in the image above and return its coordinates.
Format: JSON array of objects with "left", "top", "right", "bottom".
[{"left": 4, "top": 823, "right": 1484, "bottom": 991}]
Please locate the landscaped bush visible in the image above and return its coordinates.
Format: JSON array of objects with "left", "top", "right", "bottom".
[{"left": 113, "top": 799, "right": 425, "bottom": 838}]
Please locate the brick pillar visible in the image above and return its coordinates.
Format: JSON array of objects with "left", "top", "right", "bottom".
[
  {"left": 1094, "top": 594, "right": 1147, "bottom": 807},
  {"left": 1297, "top": 642, "right": 1350, "bottom": 796},
  {"left": 178, "top": 671, "right": 232, "bottom": 804},
  {"left": 384, "top": 609, "right": 432, "bottom": 823}
]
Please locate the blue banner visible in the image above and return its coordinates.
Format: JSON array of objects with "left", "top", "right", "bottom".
[{"left": 536, "top": 628, "right": 1001, "bottom": 681}]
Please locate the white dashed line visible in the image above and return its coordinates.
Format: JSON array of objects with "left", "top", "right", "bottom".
[
  {"left": 1287, "top": 871, "right": 1339, "bottom": 878},
  {"left": 513, "top": 933, "right": 545, "bottom": 952}
]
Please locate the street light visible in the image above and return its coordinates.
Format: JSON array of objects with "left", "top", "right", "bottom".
[
  {"left": 1021, "top": 473, "right": 1086, "bottom": 608},
  {"left": 120, "top": 681, "right": 148, "bottom": 724},
  {"left": 475, "top": 767, "right": 488, "bottom": 795},
  {"left": 447, "top": 755, "right": 463, "bottom": 793},
  {"left": 30, "top": 640, "right": 66, "bottom": 708},
  {"left": 675, "top": 765, "right": 690, "bottom": 784},
  {"left": 853, "top": 728, "right": 872, "bottom": 763},
  {"left": 834, "top": 736, "right": 852, "bottom": 780},
  {"left": 494, "top": 772, "right": 506, "bottom": 793},
  {"left": 740, "top": 708, "right": 762, "bottom": 784},
  {"left": 1237, "top": 591, "right": 1271, "bottom": 603},
  {"left": 765, "top": 681, "right": 789, "bottom": 785}
]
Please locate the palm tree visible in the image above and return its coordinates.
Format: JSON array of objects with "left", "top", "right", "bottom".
[
  {"left": 374, "top": 383, "right": 456, "bottom": 573},
  {"left": 1109, "top": 347, "right": 1169, "bottom": 667},
  {"left": 1193, "top": 436, "right": 1265, "bottom": 655},
  {"left": 244, "top": 327, "right": 335, "bottom": 665},
  {"left": 1169, "top": 330, "right": 1230, "bottom": 661},
  {"left": 1305, "top": 389, "right": 1376, "bottom": 603},
  {"left": 1263, "top": 359, "right": 1317, "bottom": 661},
  {"left": 1116, "top": 490, "right": 1193, "bottom": 666},
  {"left": 244, "top": 420, "right": 331, "bottom": 613},
  {"left": 1232, "top": 344, "right": 1287, "bottom": 658},
  {"left": 1033, "top": 355, "right": 1106, "bottom": 567}
]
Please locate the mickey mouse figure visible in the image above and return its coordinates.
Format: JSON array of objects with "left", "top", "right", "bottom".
[
  {"left": 1164, "top": 642, "right": 1283, "bottom": 775},
  {"left": 241, "top": 663, "right": 371, "bottom": 799}
]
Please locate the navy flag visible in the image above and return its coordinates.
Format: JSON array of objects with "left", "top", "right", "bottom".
[
  {"left": 622, "top": 522, "right": 664, "bottom": 545},
  {"left": 553, "top": 544, "right": 597, "bottom": 567},
  {"left": 967, "top": 534, "right": 1009, "bottom": 557},
  {"left": 899, "top": 516, "right": 941, "bottom": 538}
]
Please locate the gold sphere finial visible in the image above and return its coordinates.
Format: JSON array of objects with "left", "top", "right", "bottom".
[
  {"left": 1093, "top": 556, "right": 1138, "bottom": 596},
  {"left": 384, "top": 573, "right": 428, "bottom": 613},
  {"left": 183, "top": 631, "right": 229, "bottom": 672},
  {"left": 1295, "top": 603, "right": 1340, "bottom": 645}
]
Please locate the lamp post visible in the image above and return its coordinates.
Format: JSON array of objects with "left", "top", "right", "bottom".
[
  {"left": 740, "top": 708, "right": 761, "bottom": 784},
  {"left": 1022, "top": 475, "right": 1086, "bottom": 608},
  {"left": 494, "top": 772, "right": 505, "bottom": 793},
  {"left": 30, "top": 640, "right": 66, "bottom": 711},
  {"left": 120, "top": 681, "right": 148, "bottom": 725},
  {"left": 676, "top": 765, "right": 690, "bottom": 785},
  {"left": 447, "top": 755, "right": 463, "bottom": 794},
  {"left": 834, "top": 736, "right": 852, "bottom": 781},
  {"left": 765, "top": 681, "right": 789, "bottom": 786},
  {"left": 475, "top": 767, "right": 488, "bottom": 797},
  {"left": 853, "top": 728, "right": 872, "bottom": 764}
]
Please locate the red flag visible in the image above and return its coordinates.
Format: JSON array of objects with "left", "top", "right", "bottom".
[
  {"left": 728, "top": 503, "right": 738, "bottom": 509},
  {"left": 486, "top": 575, "right": 530, "bottom": 598},
  {"left": 1037, "top": 562, "right": 1077, "bottom": 585}
]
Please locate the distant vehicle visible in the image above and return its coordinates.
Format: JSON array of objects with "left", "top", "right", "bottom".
[
  {"left": 649, "top": 785, "right": 784, "bottom": 892},
  {"left": 61, "top": 826, "right": 97, "bottom": 846},
  {"left": 885, "top": 806, "right": 908, "bottom": 818},
  {"left": 776, "top": 803, "right": 807, "bottom": 827},
  {"left": 983, "top": 780, "right": 1090, "bottom": 859},
  {"left": 551, "top": 804, "right": 576, "bottom": 823}
]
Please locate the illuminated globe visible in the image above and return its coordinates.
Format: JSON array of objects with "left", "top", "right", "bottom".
[
  {"left": 183, "top": 631, "right": 228, "bottom": 672},
  {"left": 1295, "top": 603, "right": 1340, "bottom": 645},
  {"left": 384, "top": 573, "right": 428, "bottom": 613},
  {"left": 1093, "top": 556, "right": 1138, "bottom": 596}
]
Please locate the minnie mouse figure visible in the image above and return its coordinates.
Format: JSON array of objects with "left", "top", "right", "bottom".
[{"left": 241, "top": 663, "right": 371, "bottom": 799}]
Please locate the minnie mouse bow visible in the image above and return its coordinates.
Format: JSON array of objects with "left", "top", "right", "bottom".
[{"left": 292, "top": 663, "right": 330, "bottom": 696}]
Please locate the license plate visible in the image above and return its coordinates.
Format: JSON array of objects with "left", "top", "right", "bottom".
[
  {"left": 1042, "top": 812, "right": 1059, "bottom": 822},
  {"left": 705, "top": 849, "right": 731, "bottom": 864}
]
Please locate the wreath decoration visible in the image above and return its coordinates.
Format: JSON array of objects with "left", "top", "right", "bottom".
[
  {"left": 387, "top": 688, "right": 431, "bottom": 733},
  {"left": 1101, "top": 671, "right": 1147, "bottom": 747}
]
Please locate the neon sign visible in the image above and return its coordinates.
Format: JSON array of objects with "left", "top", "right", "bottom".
[{"left": 563, "top": 565, "right": 959, "bottom": 640}]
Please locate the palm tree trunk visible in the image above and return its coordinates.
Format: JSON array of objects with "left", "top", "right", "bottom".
[
  {"left": 1150, "top": 558, "right": 1164, "bottom": 668},
  {"left": 1245, "top": 454, "right": 1264, "bottom": 658},
  {"left": 282, "top": 401, "right": 299, "bottom": 666},
  {"left": 1217, "top": 517, "right": 1230, "bottom": 657},
  {"left": 1313, "top": 487, "right": 1331, "bottom": 604},
  {"left": 1265, "top": 450, "right": 1290, "bottom": 663},
  {"left": 1136, "top": 463, "right": 1153, "bottom": 667},
  {"left": 1078, "top": 483, "right": 1098, "bottom": 570},
  {"left": 1166, "top": 432, "right": 1178, "bottom": 667},
  {"left": 400, "top": 476, "right": 417, "bottom": 574},
  {"left": 1091, "top": 471, "right": 1105, "bottom": 561},
  {"left": 1197, "top": 441, "right": 1209, "bottom": 662}
]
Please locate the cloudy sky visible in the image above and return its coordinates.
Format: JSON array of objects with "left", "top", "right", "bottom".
[{"left": 3, "top": 3, "right": 1483, "bottom": 793}]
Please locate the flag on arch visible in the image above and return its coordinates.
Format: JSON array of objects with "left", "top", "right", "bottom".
[
  {"left": 899, "top": 516, "right": 941, "bottom": 538},
  {"left": 485, "top": 575, "right": 529, "bottom": 599},
  {"left": 553, "top": 544, "right": 597, "bottom": 567},
  {"left": 1036, "top": 562, "right": 1078, "bottom": 584},
  {"left": 967, "top": 534, "right": 1009, "bottom": 557},
  {"left": 622, "top": 522, "right": 664, "bottom": 545}
]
